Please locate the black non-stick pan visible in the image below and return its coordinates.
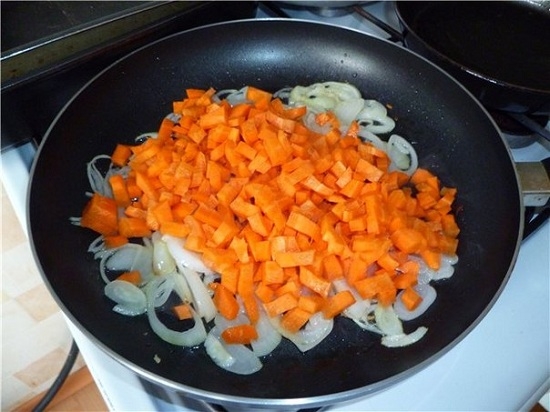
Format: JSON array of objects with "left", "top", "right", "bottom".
[
  {"left": 28, "top": 19, "right": 522, "bottom": 409},
  {"left": 394, "top": 1, "right": 550, "bottom": 114}
]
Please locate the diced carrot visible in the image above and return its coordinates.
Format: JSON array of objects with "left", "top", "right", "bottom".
[
  {"left": 82, "top": 86, "right": 460, "bottom": 338},
  {"left": 116, "top": 270, "right": 141, "bottom": 285},
  {"left": 354, "top": 273, "right": 396, "bottom": 306},
  {"left": 390, "top": 228, "right": 427, "bottom": 254},
  {"left": 111, "top": 144, "right": 133, "bottom": 167},
  {"left": 299, "top": 266, "right": 331, "bottom": 298},
  {"left": 172, "top": 303, "right": 193, "bottom": 320},
  {"left": 213, "top": 283, "right": 239, "bottom": 320},
  {"left": 80, "top": 193, "right": 118, "bottom": 236},
  {"left": 104, "top": 234, "right": 129, "bottom": 249},
  {"left": 401, "top": 286, "right": 423, "bottom": 311},
  {"left": 221, "top": 324, "right": 258, "bottom": 344},
  {"left": 159, "top": 221, "right": 190, "bottom": 238},
  {"left": 297, "top": 295, "right": 325, "bottom": 313},
  {"left": 281, "top": 307, "right": 312, "bottom": 333},
  {"left": 118, "top": 217, "right": 152, "bottom": 238},
  {"left": 263, "top": 292, "right": 298, "bottom": 317},
  {"left": 322, "top": 290, "right": 355, "bottom": 319}
]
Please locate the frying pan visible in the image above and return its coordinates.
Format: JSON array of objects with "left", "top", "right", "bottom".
[
  {"left": 393, "top": 1, "right": 550, "bottom": 115},
  {"left": 28, "top": 19, "right": 522, "bottom": 409}
]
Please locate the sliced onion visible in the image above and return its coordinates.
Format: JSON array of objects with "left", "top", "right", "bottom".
[
  {"left": 357, "top": 129, "right": 387, "bottom": 151},
  {"left": 214, "top": 312, "right": 249, "bottom": 330},
  {"left": 152, "top": 233, "right": 176, "bottom": 275},
  {"left": 134, "top": 132, "right": 158, "bottom": 143},
  {"left": 358, "top": 99, "right": 388, "bottom": 120},
  {"left": 162, "top": 234, "right": 214, "bottom": 275},
  {"left": 432, "top": 258, "right": 456, "bottom": 281},
  {"left": 374, "top": 304, "right": 404, "bottom": 336},
  {"left": 145, "top": 276, "right": 206, "bottom": 347},
  {"left": 88, "top": 235, "right": 105, "bottom": 254},
  {"left": 361, "top": 117, "right": 396, "bottom": 135},
  {"left": 412, "top": 255, "right": 457, "bottom": 285},
  {"left": 251, "top": 309, "right": 282, "bottom": 357},
  {"left": 171, "top": 272, "right": 192, "bottom": 303},
  {"left": 151, "top": 275, "right": 175, "bottom": 307},
  {"left": 394, "top": 284, "right": 437, "bottom": 321},
  {"left": 387, "top": 134, "right": 418, "bottom": 176},
  {"left": 204, "top": 333, "right": 236, "bottom": 369},
  {"left": 289, "top": 82, "right": 361, "bottom": 113},
  {"left": 99, "top": 243, "right": 153, "bottom": 284},
  {"left": 205, "top": 326, "right": 262, "bottom": 375},
  {"left": 376, "top": 304, "right": 428, "bottom": 347},
  {"left": 180, "top": 266, "right": 216, "bottom": 323},
  {"left": 443, "top": 254, "right": 459, "bottom": 266},
  {"left": 382, "top": 326, "right": 428, "bottom": 348},
  {"left": 104, "top": 280, "right": 146, "bottom": 316},
  {"left": 86, "top": 155, "right": 112, "bottom": 196},
  {"left": 303, "top": 111, "right": 331, "bottom": 134},
  {"left": 163, "top": 235, "right": 217, "bottom": 322},
  {"left": 215, "top": 88, "right": 247, "bottom": 106},
  {"left": 333, "top": 98, "right": 365, "bottom": 128},
  {"left": 270, "top": 312, "right": 333, "bottom": 352},
  {"left": 332, "top": 278, "right": 372, "bottom": 321}
]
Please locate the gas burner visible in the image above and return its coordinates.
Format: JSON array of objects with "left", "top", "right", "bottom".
[
  {"left": 271, "top": 2, "right": 361, "bottom": 17},
  {"left": 488, "top": 109, "right": 549, "bottom": 148}
]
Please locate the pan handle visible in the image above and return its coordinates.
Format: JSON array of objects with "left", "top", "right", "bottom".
[
  {"left": 352, "top": 5, "right": 404, "bottom": 43},
  {"left": 519, "top": 158, "right": 550, "bottom": 239}
]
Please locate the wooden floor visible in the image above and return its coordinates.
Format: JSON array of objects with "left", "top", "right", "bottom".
[
  {"left": 14, "top": 367, "right": 107, "bottom": 412},
  {"left": 14, "top": 365, "right": 549, "bottom": 412}
]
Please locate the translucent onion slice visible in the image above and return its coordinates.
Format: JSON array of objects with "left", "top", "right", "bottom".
[
  {"left": 332, "top": 278, "right": 372, "bottom": 321},
  {"left": 163, "top": 235, "right": 217, "bottom": 322},
  {"left": 289, "top": 81, "right": 362, "bottom": 113},
  {"left": 88, "top": 235, "right": 106, "bottom": 255},
  {"left": 104, "top": 280, "right": 146, "bottom": 316},
  {"left": 152, "top": 233, "right": 176, "bottom": 275},
  {"left": 303, "top": 111, "right": 331, "bottom": 135},
  {"left": 432, "top": 257, "right": 457, "bottom": 281},
  {"left": 151, "top": 275, "right": 175, "bottom": 307},
  {"left": 214, "top": 312, "right": 249, "bottom": 330},
  {"left": 205, "top": 326, "right": 262, "bottom": 375},
  {"left": 86, "top": 154, "right": 112, "bottom": 196},
  {"left": 215, "top": 88, "right": 247, "bottom": 106},
  {"left": 376, "top": 304, "right": 428, "bottom": 348},
  {"left": 387, "top": 134, "right": 418, "bottom": 176},
  {"left": 333, "top": 97, "right": 365, "bottom": 128},
  {"left": 162, "top": 235, "right": 214, "bottom": 275},
  {"left": 205, "top": 333, "right": 235, "bottom": 369},
  {"left": 358, "top": 99, "right": 388, "bottom": 120},
  {"left": 374, "top": 304, "right": 404, "bottom": 336},
  {"left": 360, "top": 116, "right": 396, "bottom": 135},
  {"left": 394, "top": 284, "right": 437, "bottom": 321},
  {"left": 382, "top": 326, "right": 428, "bottom": 348},
  {"left": 357, "top": 129, "right": 387, "bottom": 151},
  {"left": 250, "top": 310, "right": 282, "bottom": 357},
  {"left": 171, "top": 272, "right": 192, "bottom": 303},
  {"left": 145, "top": 276, "right": 206, "bottom": 347},
  {"left": 270, "top": 312, "right": 333, "bottom": 352},
  {"left": 99, "top": 243, "right": 153, "bottom": 284},
  {"left": 413, "top": 254, "right": 457, "bottom": 285}
]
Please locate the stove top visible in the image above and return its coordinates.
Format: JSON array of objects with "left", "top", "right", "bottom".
[
  {"left": 1, "top": 2, "right": 548, "bottom": 411},
  {"left": 0, "top": 1, "right": 257, "bottom": 152}
]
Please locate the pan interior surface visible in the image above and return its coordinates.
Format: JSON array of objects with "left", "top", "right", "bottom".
[{"left": 28, "top": 19, "right": 521, "bottom": 405}]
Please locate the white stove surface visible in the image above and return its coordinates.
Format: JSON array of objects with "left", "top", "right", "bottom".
[{"left": 2, "top": 2, "right": 549, "bottom": 411}]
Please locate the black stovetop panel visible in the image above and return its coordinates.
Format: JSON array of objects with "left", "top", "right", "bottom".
[{"left": 1, "top": 1, "right": 257, "bottom": 152}]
